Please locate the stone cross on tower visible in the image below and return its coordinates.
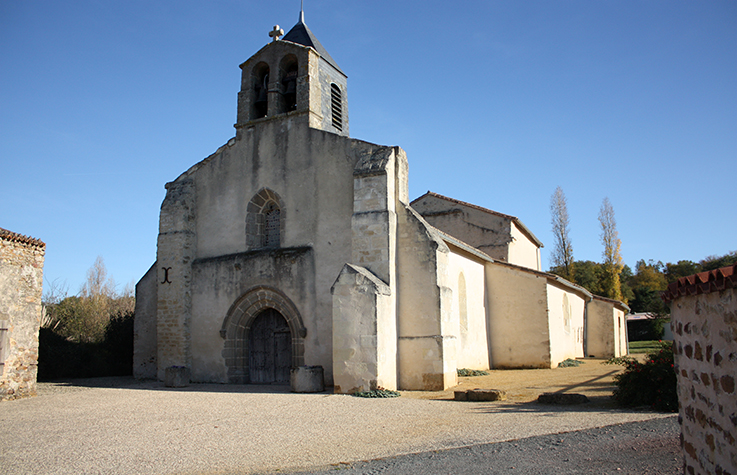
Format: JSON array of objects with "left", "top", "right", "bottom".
[{"left": 269, "top": 25, "right": 284, "bottom": 42}]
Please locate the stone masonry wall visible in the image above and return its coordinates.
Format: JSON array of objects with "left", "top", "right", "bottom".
[
  {"left": 0, "top": 228, "right": 45, "bottom": 400},
  {"left": 665, "top": 265, "right": 736, "bottom": 475},
  {"left": 156, "top": 179, "right": 196, "bottom": 380}
]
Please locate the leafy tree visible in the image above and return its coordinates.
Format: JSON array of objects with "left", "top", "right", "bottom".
[
  {"left": 598, "top": 198, "right": 624, "bottom": 301},
  {"left": 665, "top": 260, "right": 700, "bottom": 283},
  {"left": 700, "top": 251, "right": 737, "bottom": 272},
  {"left": 549, "top": 186, "right": 575, "bottom": 281}
]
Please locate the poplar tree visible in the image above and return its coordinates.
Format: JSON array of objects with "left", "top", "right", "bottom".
[
  {"left": 598, "top": 197, "right": 624, "bottom": 301},
  {"left": 549, "top": 186, "right": 575, "bottom": 281}
]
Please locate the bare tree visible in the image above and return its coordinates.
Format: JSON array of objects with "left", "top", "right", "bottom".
[
  {"left": 45, "top": 256, "right": 134, "bottom": 342},
  {"left": 599, "top": 197, "right": 624, "bottom": 301},
  {"left": 549, "top": 186, "right": 575, "bottom": 281}
]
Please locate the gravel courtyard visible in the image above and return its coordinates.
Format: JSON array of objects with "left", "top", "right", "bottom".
[{"left": 0, "top": 360, "right": 679, "bottom": 474}]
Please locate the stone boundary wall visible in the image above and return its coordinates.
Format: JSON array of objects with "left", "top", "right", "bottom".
[
  {"left": 0, "top": 228, "right": 45, "bottom": 400},
  {"left": 663, "top": 264, "right": 736, "bottom": 475}
]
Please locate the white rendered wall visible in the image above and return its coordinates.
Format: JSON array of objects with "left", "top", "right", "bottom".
[
  {"left": 546, "top": 284, "right": 585, "bottom": 365},
  {"left": 447, "top": 250, "right": 489, "bottom": 370},
  {"left": 508, "top": 222, "right": 541, "bottom": 270}
]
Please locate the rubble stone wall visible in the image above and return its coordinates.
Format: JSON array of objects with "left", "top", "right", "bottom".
[
  {"left": 667, "top": 267, "right": 736, "bottom": 475},
  {"left": 0, "top": 229, "right": 45, "bottom": 400}
]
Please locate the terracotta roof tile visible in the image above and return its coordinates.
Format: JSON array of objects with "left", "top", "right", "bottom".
[
  {"left": 0, "top": 227, "right": 46, "bottom": 249},
  {"left": 661, "top": 264, "right": 736, "bottom": 302}
]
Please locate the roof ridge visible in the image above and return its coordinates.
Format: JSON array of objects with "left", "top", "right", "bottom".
[
  {"left": 661, "top": 263, "right": 737, "bottom": 302},
  {"left": 412, "top": 191, "right": 519, "bottom": 221},
  {"left": 281, "top": 17, "right": 344, "bottom": 75},
  {"left": 0, "top": 227, "right": 46, "bottom": 249}
]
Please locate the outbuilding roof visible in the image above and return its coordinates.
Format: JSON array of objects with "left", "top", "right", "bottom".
[
  {"left": 661, "top": 264, "right": 737, "bottom": 302},
  {"left": 0, "top": 227, "right": 46, "bottom": 250}
]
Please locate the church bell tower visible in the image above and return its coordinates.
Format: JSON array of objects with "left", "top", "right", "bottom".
[{"left": 235, "top": 10, "right": 348, "bottom": 138}]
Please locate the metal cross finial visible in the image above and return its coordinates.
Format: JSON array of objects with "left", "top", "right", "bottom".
[{"left": 269, "top": 25, "right": 284, "bottom": 42}]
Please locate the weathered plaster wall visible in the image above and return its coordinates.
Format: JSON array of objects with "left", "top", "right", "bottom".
[
  {"left": 0, "top": 231, "right": 44, "bottom": 400},
  {"left": 670, "top": 288, "right": 736, "bottom": 475},
  {"left": 411, "top": 194, "right": 541, "bottom": 270},
  {"left": 586, "top": 297, "right": 628, "bottom": 359},
  {"left": 485, "top": 263, "right": 551, "bottom": 368},
  {"left": 447, "top": 250, "right": 489, "bottom": 370},
  {"left": 332, "top": 264, "right": 394, "bottom": 393},
  {"left": 412, "top": 196, "right": 512, "bottom": 262},
  {"left": 191, "top": 247, "right": 315, "bottom": 383},
  {"left": 508, "top": 222, "right": 541, "bottom": 271},
  {"left": 546, "top": 283, "right": 586, "bottom": 365},
  {"left": 150, "top": 113, "right": 390, "bottom": 384},
  {"left": 396, "top": 205, "right": 456, "bottom": 390},
  {"left": 133, "top": 263, "right": 157, "bottom": 379}
]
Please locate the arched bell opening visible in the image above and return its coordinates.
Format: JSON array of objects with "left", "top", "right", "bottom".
[
  {"left": 278, "top": 55, "right": 298, "bottom": 113},
  {"left": 251, "top": 62, "right": 270, "bottom": 119}
]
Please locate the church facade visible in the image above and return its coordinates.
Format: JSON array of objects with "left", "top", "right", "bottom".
[{"left": 134, "top": 14, "right": 628, "bottom": 392}]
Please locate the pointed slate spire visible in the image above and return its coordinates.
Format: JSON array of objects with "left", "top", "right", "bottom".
[{"left": 282, "top": 7, "right": 344, "bottom": 74}]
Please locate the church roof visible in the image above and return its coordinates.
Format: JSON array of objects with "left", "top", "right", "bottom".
[
  {"left": 411, "top": 191, "right": 544, "bottom": 248},
  {"left": 282, "top": 11, "right": 344, "bottom": 75}
]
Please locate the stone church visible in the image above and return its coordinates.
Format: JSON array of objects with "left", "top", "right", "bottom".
[{"left": 134, "top": 12, "right": 629, "bottom": 392}]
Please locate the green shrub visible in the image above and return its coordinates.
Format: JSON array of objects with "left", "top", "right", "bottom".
[
  {"left": 558, "top": 358, "right": 583, "bottom": 367},
  {"left": 352, "top": 388, "right": 401, "bottom": 398},
  {"left": 38, "top": 311, "right": 134, "bottom": 380},
  {"left": 457, "top": 368, "right": 490, "bottom": 376},
  {"left": 611, "top": 341, "right": 677, "bottom": 412}
]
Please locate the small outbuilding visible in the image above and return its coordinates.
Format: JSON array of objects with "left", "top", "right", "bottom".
[{"left": 0, "top": 227, "right": 45, "bottom": 400}]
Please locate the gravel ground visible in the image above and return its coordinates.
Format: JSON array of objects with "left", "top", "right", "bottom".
[
  {"left": 0, "top": 377, "right": 677, "bottom": 475},
  {"left": 286, "top": 417, "right": 681, "bottom": 475}
]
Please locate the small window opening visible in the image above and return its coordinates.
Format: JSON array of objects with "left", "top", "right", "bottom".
[
  {"left": 330, "top": 83, "right": 342, "bottom": 131},
  {"left": 0, "top": 320, "right": 8, "bottom": 368}
]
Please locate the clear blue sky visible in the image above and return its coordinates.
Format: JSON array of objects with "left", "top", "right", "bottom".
[{"left": 2, "top": 1, "right": 735, "bottom": 296}]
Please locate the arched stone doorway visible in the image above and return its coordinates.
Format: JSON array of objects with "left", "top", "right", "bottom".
[
  {"left": 220, "top": 286, "right": 306, "bottom": 384},
  {"left": 249, "top": 308, "right": 292, "bottom": 383}
]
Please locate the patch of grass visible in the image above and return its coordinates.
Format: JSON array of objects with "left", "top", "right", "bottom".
[
  {"left": 629, "top": 340, "right": 669, "bottom": 354},
  {"left": 352, "top": 388, "right": 400, "bottom": 398},
  {"left": 557, "top": 358, "right": 583, "bottom": 367},
  {"left": 457, "top": 368, "right": 490, "bottom": 377}
]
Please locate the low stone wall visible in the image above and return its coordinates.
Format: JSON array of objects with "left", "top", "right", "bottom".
[
  {"left": 0, "top": 228, "right": 45, "bottom": 401},
  {"left": 663, "top": 264, "right": 736, "bottom": 475}
]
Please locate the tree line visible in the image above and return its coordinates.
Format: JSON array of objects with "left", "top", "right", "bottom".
[
  {"left": 40, "top": 257, "right": 135, "bottom": 379},
  {"left": 548, "top": 186, "right": 736, "bottom": 316}
]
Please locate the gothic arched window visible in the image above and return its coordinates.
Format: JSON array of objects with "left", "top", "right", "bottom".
[{"left": 246, "top": 189, "right": 285, "bottom": 250}]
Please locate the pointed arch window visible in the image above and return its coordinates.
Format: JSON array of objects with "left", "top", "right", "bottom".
[
  {"left": 330, "top": 83, "right": 342, "bottom": 131},
  {"left": 246, "top": 189, "right": 285, "bottom": 250}
]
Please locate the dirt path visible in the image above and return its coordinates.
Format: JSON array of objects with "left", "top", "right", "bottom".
[{"left": 401, "top": 357, "right": 629, "bottom": 405}]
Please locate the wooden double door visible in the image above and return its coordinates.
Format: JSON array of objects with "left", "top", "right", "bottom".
[{"left": 249, "top": 308, "right": 292, "bottom": 383}]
